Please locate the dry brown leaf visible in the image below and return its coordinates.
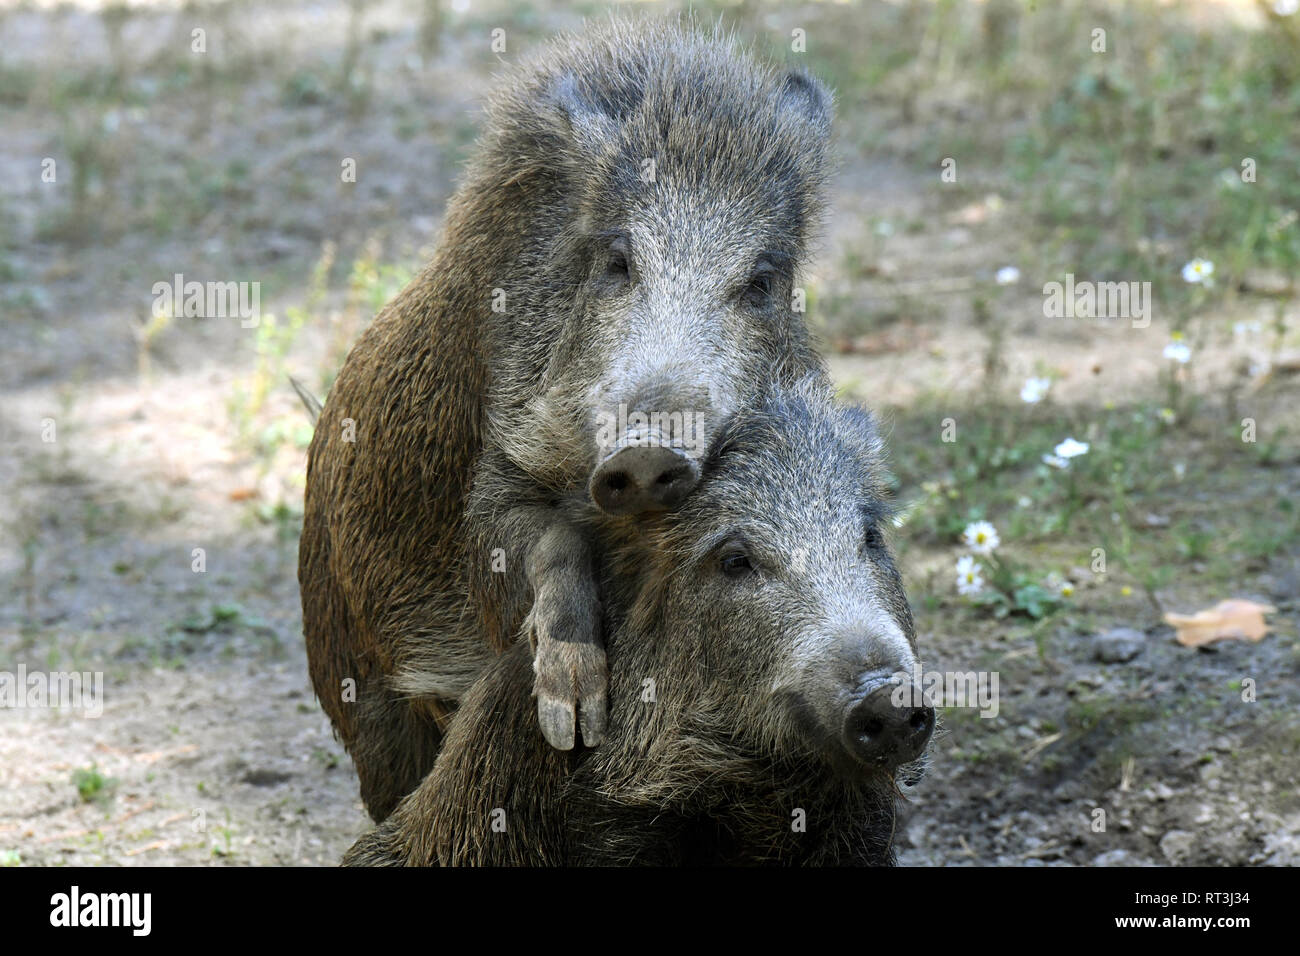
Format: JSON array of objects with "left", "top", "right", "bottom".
[{"left": 1164, "top": 599, "right": 1276, "bottom": 647}]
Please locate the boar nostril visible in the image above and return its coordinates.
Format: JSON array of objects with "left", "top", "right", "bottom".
[
  {"left": 590, "top": 445, "right": 699, "bottom": 515},
  {"left": 843, "top": 684, "right": 935, "bottom": 770}
]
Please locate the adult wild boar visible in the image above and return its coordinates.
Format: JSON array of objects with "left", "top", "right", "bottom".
[
  {"left": 300, "top": 19, "right": 835, "bottom": 821},
  {"left": 343, "top": 380, "right": 934, "bottom": 865}
]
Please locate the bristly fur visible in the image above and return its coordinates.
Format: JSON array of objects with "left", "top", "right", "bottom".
[
  {"left": 302, "top": 15, "right": 837, "bottom": 822},
  {"left": 344, "top": 383, "right": 924, "bottom": 866}
]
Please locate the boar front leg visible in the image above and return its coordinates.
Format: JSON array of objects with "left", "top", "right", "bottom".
[
  {"left": 523, "top": 518, "right": 607, "bottom": 750},
  {"left": 468, "top": 447, "right": 607, "bottom": 750}
]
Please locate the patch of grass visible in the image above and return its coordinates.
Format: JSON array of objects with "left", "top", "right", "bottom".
[
  {"left": 889, "top": 378, "right": 1298, "bottom": 626},
  {"left": 161, "top": 602, "right": 284, "bottom": 661},
  {"left": 177, "top": 603, "right": 246, "bottom": 634},
  {"left": 256, "top": 497, "right": 304, "bottom": 545},
  {"left": 800, "top": 0, "right": 1300, "bottom": 313},
  {"left": 72, "top": 765, "right": 118, "bottom": 807},
  {"left": 212, "top": 812, "right": 235, "bottom": 858}
]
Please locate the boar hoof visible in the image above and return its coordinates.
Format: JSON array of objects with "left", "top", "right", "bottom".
[{"left": 528, "top": 602, "right": 608, "bottom": 750}]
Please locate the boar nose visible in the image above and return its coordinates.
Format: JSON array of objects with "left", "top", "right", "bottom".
[
  {"left": 843, "top": 682, "right": 935, "bottom": 769},
  {"left": 589, "top": 445, "right": 699, "bottom": 515}
]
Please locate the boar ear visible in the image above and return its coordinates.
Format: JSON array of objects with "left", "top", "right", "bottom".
[
  {"left": 840, "top": 403, "right": 887, "bottom": 465},
  {"left": 778, "top": 67, "right": 833, "bottom": 137},
  {"left": 544, "top": 72, "right": 620, "bottom": 153}
]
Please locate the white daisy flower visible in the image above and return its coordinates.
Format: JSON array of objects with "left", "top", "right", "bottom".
[
  {"left": 956, "top": 555, "right": 984, "bottom": 596},
  {"left": 1044, "top": 572, "right": 1075, "bottom": 599},
  {"left": 1054, "top": 437, "right": 1090, "bottom": 459},
  {"left": 995, "top": 266, "right": 1021, "bottom": 286},
  {"left": 1020, "top": 377, "right": 1051, "bottom": 404},
  {"left": 1181, "top": 258, "right": 1215, "bottom": 284},
  {"left": 962, "top": 520, "right": 1000, "bottom": 555},
  {"left": 1163, "top": 340, "right": 1192, "bottom": 364}
]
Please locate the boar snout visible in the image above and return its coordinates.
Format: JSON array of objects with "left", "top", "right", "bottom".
[
  {"left": 588, "top": 377, "right": 712, "bottom": 515},
  {"left": 590, "top": 445, "right": 699, "bottom": 514},
  {"left": 842, "top": 675, "right": 935, "bottom": 770}
]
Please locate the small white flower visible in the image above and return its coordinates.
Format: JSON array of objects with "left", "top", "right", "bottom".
[
  {"left": 962, "top": 520, "right": 1000, "bottom": 555},
  {"left": 995, "top": 266, "right": 1020, "bottom": 285},
  {"left": 1020, "top": 377, "right": 1051, "bottom": 404},
  {"left": 1274, "top": 0, "right": 1298, "bottom": 16},
  {"left": 1044, "top": 572, "right": 1075, "bottom": 599},
  {"left": 1163, "top": 340, "right": 1192, "bottom": 364},
  {"left": 1181, "top": 258, "right": 1215, "bottom": 284},
  {"left": 956, "top": 555, "right": 984, "bottom": 596},
  {"left": 1054, "top": 437, "right": 1090, "bottom": 459},
  {"left": 1042, "top": 454, "right": 1068, "bottom": 470}
]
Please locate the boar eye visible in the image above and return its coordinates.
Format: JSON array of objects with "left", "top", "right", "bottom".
[
  {"left": 862, "top": 522, "right": 885, "bottom": 552},
  {"left": 720, "top": 551, "right": 754, "bottom": 578},
  {"left": 605, "top": 238, "right": 630, "bottom": 279},
  {"left": 741, "top": 263, "right": 775, "bottom": 307}
]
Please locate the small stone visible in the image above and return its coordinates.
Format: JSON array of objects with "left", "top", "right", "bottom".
[
  {"left": 1094, "top": 628, "right": 1145, "bottom": 663},
  {"left": 1159, "top": 829, "right": 1195, "bottom": 863},
  {"left": 242, "top": 768, "right": 293, "bottom": 787},
  {"left": 1268, "top": 570, "right": 1299, "bottom": 603}
]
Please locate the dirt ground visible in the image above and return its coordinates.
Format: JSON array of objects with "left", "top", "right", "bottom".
[{"left": 1, "top": 0, "right": 1297, "bottom": 866}]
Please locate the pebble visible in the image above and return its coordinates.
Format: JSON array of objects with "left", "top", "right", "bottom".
[
  {"left": 1094, "top": 627, "right": 1145, "bottom": 663},
  {"left": 1159, "top": 829, "right": 1195, "bottom": 863},
  {"left": 1092, "top": 849, "right": 1156, "bottom": 867}
]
